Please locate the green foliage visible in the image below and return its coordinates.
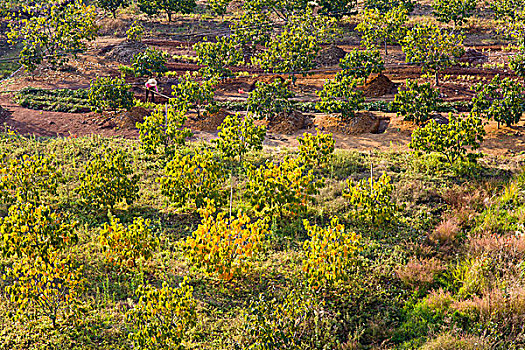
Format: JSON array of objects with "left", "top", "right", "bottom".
[
  {"left": 182, "top": 203, "right": 267, "bottom": 281},
  {"left": 126, "top": 21, "right": 145, "bottom": 42},
  {"left": 338, "top": 48, "right": 385, "bottom": 80},
  {"left": 207, "top": 0, "right": 230, "bottom": 15},
  {"left": 0, "top": 203, "right": 77, "bottom": 261},
  {"left": 355, "top": 6, "right": 408, "bottom": 55},
  {"left": 132, "top": 47, "right": 168, "bottom": 77},
  {"left": 316, "top": 75, "right": 365, "bottom": 121},
  {"left": 510, "top": 51, "right": 525, "bottom": 79},
  {"left": 244, "top": 157, "right": 323, "bottom": 219},
  {"left": 98, "top": 213, "right": 159, "bottom": 269},
  {"left": 158, "top": 149, "right": 227, "bottom": 209},
  {"left": 96, "top": 0, "right": 129, "bottom": 18},
  {"left": 137, "top": 104, "right": 193, "bottom": 155},
  {"left": 343, "top": 172, "right": 398, "bottom": 227},
  {"left": 364, "top": 0, "right": 415, "bottom": 13},
  {"left": 471, "top": 75, "right": 525, "bottom": 127},
  {"left": 302, "top": 218, "right": 361, "bottom": 291},
  {"left": 317, "top": 0, "right": 358, "bottom": 19},
  {"left": 247, "top": 79, "right": 294, "bottom": 121},
  {"left": 230, "top": 11, "right": 272, "bottom": 55},
  {"left": 409, "top": 113, "right": 486, "bottom": 164},
  {"left": 171, "top": 72, "right": 217, "bottom": 117},
  {"left": 15, "top": 87, "right": 91, "bottom": 113},
  {"left": 213, "top": 113, "right": 266, "bottom": 162},
  {"left": 393, "top": 79, "right": 441, "bottom": 125},
  {"left": 88, "top": 76, "right": 134, "bottom": 112},
  {"left": 126, "top": 278, "right": 196, "bottom": 349},
  {"left": 432, "top": 0, "right": 476, "bottom": 27},
  {"left": 3, "top": 253, "right": 85, "bottom": 329},
  {"left": 297, "top": 129, "right": 335, "bottom": 167},
  {"left": 6, "top": 0, "right": 98, "bottom": 71},
  {"left": 242, "top": 0, "right": 309, "bottom": 20},
  {"left": 75, "top": 150, "right": 139, "bottom": 210},
  {"left": 0, "top": 153, "right": 60, "bottom": 204},
  {"left": 401, "top": 24, "right": 465, "bottom": 85},
  {"left": 137, "top": 0, "right": 196, "bottom": 21},
  {"left": 491, "top": 0, "right": 525, "bottom": 45},
  {"left": 194, "top": 37, "right": 243, "bottom": 78}
]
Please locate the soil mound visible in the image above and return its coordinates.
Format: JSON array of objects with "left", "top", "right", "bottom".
[
  {"left": 363, "top": 74, "right": 396, "bottom": 97},
  {"left": 116, "top": 107, "right": 151, "bottom": 129},
  {"left": 458, "top": 49, "right": 488, "bottom": 65},
  {"left": 316, "top": 45, "right": 347, "bottom": 67},
  {"left": 188, "top": 108, "right": 231, "bottom": 132},
  {"left": 268, "top": 111, "right": 313, "bottom": 134},
  {"left": 315, "top": 112, "right": 382, "bottom": 135},
  {"left": 105, "top": 40, "right": 148, "bottom": 64}
]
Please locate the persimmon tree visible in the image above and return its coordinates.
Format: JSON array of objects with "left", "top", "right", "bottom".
[
  {"left": 5, "top": 0, "right": 98, "bottom": 71},
  {"left": 96, "top": 0, "right": 129, "bottom": 18},
  {"left": 137, "top": 0, "right": 196, "bottom": 21},
  {"left": 338, "top": 48, "right": 385, "bottom": 80},
  {"left": 316, "top": 75, "right": 365, "bottom": 121},
  {"left": 194, "top": 36, "right": 243, "bottom": 78},
  {"left": 392, "top": 79, "right": 441, "bottom": 124},
  {"left": 401, "top": 23, "right": 464, "bottom": 85},
  {"left": 247, "top": 79, "right": 294, "bottom": 122},
  {"left": 355, "top": 5, "right": 408, "bottom": 55},
  {"left": 364, "top": 0, "right": 414, "bottom": 13},
  {"left": 432, "top": 0, "right": 476, "bottom": 28}
]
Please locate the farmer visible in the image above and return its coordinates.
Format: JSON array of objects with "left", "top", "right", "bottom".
[{"left": 145, "top": 78, "right": 158, "bottom": 103}]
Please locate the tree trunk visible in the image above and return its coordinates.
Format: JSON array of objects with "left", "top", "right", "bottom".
[
  {"left": 167, "top": 11, "right": 172, "bottom": 22},
  {"left": 384, "top": 39, "right": 388, "bottom": 56},
  {"left": 435, "top": 71, "right": 439, "bottom": 87}
]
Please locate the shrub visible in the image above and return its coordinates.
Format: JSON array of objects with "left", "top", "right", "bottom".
[
  {"left": 244, "top": 157, "right": 324, "bottom": 219},
  {"left": 132, "top": 47, "right": 168, "bottom": 77},
  {"left": 3, "top": 253, "right": 85, "bottom": 328},
  {"left": 343, "top": 172, "right": 398, "bottom": 227},
  {"left": 182, "top": 203, "right": 267, "bottom": 281},
  {"left": 88, "top": 76, "right": 134, "bottom": 112},
  {"left": 213, "top": 113, "right": 266, "bottom": 162},
  {"left": 247, "top": 79, "right": 294, "bottom": 121},
  {"left": 297, "top": 128, "right": 335, "bottom": 167},
  {"left": 137, "top": 104, "right": 193, "bottom": 155},
  {"left": 409, "top": 113, "right": 486, "bottom": 164},
  {"left": 338, "top": 48, "right": 385, "bottom": 80},
  {"left": 471, "top": 75, "right": 525, "bottom": 127},
  {"left": 0, "top": 153, "right": 60, "bottom": 204},
  {"left": 98, "top": 212, "right": 159, "bottom": 269},
  {"left": 158, "top": 149, "right": 227, "bottom": 210},
  {"left": 316, "top": 75, "right": 365, "bottom": 121},
  {"left": 0, "top": 203, "right": 77, "bottom": 261},
  {"left": 75, "top": 150, "right": 139, "bottom": 210},
  {"left": 364, "top": 0, "right": 414, "bottom": 12},
  {"left": 393, "top": 79, "right": 441, "bottom": 125},
  {"left": 302, "top": 217, "right": 361, "bottom": 291},
  {"left": 126, "top": 277, "right": 196, "bottom": 349},
  {"left": 126, "top": 21, "right": 144, "bottom": 42}
]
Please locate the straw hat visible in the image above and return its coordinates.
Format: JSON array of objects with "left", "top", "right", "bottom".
[{"left": 146, "top": 78, "right": 157, "bottom": 87}]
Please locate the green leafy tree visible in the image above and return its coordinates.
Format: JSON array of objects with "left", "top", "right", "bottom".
[
  {"left": 409, "top": 113, "right": 486, "bottom": 164},
  {"left": 510, "top": 51, "right": 525, "bottom": 80},
  {"left": 126, "top": 278, "right": 197, "bottom": 349},
  {"left": 317, "top": 0, "right": 358, "bottom": 19},
  {"left": 297, "top": 129, "right": 335, "bottom": 167},
  {"left": 99, "top": 213, "right": 159, "bottom": 269},
  {"left": 230, "top": 11, "right": 273, "bottom": 56},
  {"left": 338, "top": 48, "right": 385, "bottom": 80},
  {"left": 213, "top": 113, "right": 266, "bottom": 162},
  {"left": 137, "top": 104, "right": 193, "bottom": 155},
  {"left": 171, "top": 72, "right": 217, "bottom": 117},
  {"left": 343, "top": 173, "right": 398, "bottom": 227},
  {"left": 364, "top": 0, "right": 415, "bottom": 13},
  {"left": 158, "top": 148, "right": 227, "bottom": 209},
  {"left": 401, "top": 23, "right": 465, "bottom": 86},
  {"left": 96, "top": 0, "right": 129, "bottom": 18},
  {"left": 392, "top": 79, "right": 441, "bottom": 125},
  {"left": 355, "top": 5, "right": 408, "bottom": 55},
  {"left": 127, "top": 21, "right": 145, "bottom": 42},
  {"left": 316, "top": 75, "right": 365, "bottom": 121},
  {"left": 4, "top": 253, "right": 85, "bottom": 329},
  {"left": 471, "top": 75, "right": 525, "bottom": 127},
  {"left": 491, "top": 0, "right": 525, "bottom": 45},
  {"left": 0, "top": 202, "right": 77, "bottom": 261},
  {"left": 247, "top": 79, "right": 294, "bottom": 122},
  {"left": 242, "top": 0, "right": 309, "bottom": 20},
  {"left": 303, "top": 218, "right": 361, "bottom": 291},
  {"left": 244, "top": 157, "right": 323, "bottom": 219},
  {"left": 75, "top": 150, "right": 139, "bottom": 210},
  {"left": 207, "top": 0, "right": 230, "bottom": 15},
  {"left": 0, "top": 153, "right": 60, "bottom": 204},
  {"left": 88, "top": 77, "right": 134, "bottom": 112},
  {"left": 194, "top": 36, "right": 244, "bottom": 78},
  {"left": 6, "top": 0, "right": 98, "bottom": 71},
  {"left": 137, "top": 0, "right": 196, "bottom": 21},
  {"left": 432, "top": 0, "right": 476, "bottom": 28},
  {"left": 132, "top": 47, "right": 168, "bottom": 77}
]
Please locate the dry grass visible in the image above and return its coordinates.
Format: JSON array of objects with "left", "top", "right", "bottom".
[
  {"left": 396, "top": 257, "right": 446, "bottom": 288},
  {"left": 421, "top": 333, "right": 490, "bottom": 350},
  {"left": 429, "top": 217, "right": 461, "bottom": 246}
]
